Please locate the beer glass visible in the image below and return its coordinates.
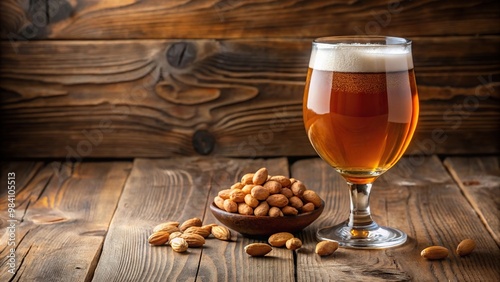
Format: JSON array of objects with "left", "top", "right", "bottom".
[{"left": 303, "top": 36, "right": 419, "bottom": 248}]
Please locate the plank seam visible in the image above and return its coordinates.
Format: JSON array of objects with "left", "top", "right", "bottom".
[
  {"left": 86, "top": 161, "right": 134, "bottom": 281},
  {"left": 442, "top": 158, "right": 500, "bottom": 248}
]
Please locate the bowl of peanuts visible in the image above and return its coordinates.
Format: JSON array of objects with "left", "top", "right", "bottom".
[{"left": 209, "top": 167, "right": 324, "bottom": 237}]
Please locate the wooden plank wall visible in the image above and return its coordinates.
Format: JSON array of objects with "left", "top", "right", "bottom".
[{"left": 1, "top": 0, "right": 499, "bottom": 159}]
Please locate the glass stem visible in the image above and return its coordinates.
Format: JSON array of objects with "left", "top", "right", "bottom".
[{"left": 347, "top": 182, "right": 378, "bottom": 230}]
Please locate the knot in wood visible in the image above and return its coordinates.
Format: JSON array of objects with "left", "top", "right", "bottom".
[
  {"left": 192, "top": 130, "right": 215, "bottom": 155},
  {"left": 166, "top": 42, "right": 197, "bottom": 69}
]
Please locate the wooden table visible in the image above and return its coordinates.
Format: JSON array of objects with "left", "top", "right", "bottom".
[{"left": 1, "top": 155, "right": 499, "bottom": 281}]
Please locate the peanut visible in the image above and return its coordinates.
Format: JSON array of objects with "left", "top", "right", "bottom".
[
  {"left": 218, "top": 189, "right": 231, "bottom": 200},
  {"left": 170, "top": 237, "right": 189, "bottom": 253},
  {"left": 281, "top": 188, "right": 294, "bottom": 198},
  {"left": 302, "top": 190, "right": 322, "bottom": 207},
  {"left": 251, "top": 185, "right": 269, "bottom": 201},
  {"left": 268, "top": 232, "right": 294, "bottom": 247},
  {"left": 245, "top": 243, "right": 272, "bottom": 257},
  {"left": 212, "top": 225, "right": 232, "bottom": 241},
  {"left": 241, "top": 173, "right": 254, "bottom": 185},
  {"left": 179, "top": 217, "right": 202, "bottom": 232},
  {"left": 267, "top": 194, "right": 289, "bottom": 208},
  {"left": 223, "top": 199, "right": 238, "bottom": 213},
  {"left": 281, "top": 206, "right": 298, "bottom": 216},
  {"left": 264, "top": 180, "right": 282, "bottom": 194},
  {"left": 253, "top": 168, "right": 268, "bottom": 185},
  {"left": 244, "top": 194, "right": 259, "bottom": 208},
  {"left": 421, "top": 246, "right": 449, "bottom": 260},
  {"left": 289, "top": 196, "right": 304, "bottom": 209},
  {"left": 238, "top": 202, "right": 254, "bottom": 215},
  {"left": 242, "top": 184, "right": 254, "bottom": 194},
  {"left": 456, "top": 239, "right": 476, "bottom": 257},
  {"left": 231, "top": 182, "right": 244, "bottom": 190},
  {"left": 269, "top": 206, "right": 283, "bottom": 217},
  {"left": 214, "top": 196, "right": 225, "bottom": 210},
  {"left": 315, "top": 241, "right": 339, "bottom": 256},
  {"left": 286, "top": 238, "right": 302, "bottom": 250},
  {"left": 269, "top": 175, "right": 292, "bottom": 187},
  {"left": 301, "top": 202, "right": 315, "bottom": 213},
  {"left": 254, "top": 201, "right": 270, "bottom": 216},
  {"left": 229, "top": 189, "right": 246, "bottom": 203},
  {"left": 291, "top": 181, "right": 306, "bottom": 196},
  {"left": 148, "top": 230, "right": 170, "bottom": 246}
]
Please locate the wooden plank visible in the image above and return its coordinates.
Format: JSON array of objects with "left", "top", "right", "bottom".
[
  {"left": 1, "top": 0, "right": 498, "bottom": 39},
  {"left": 92, "top": 157, "right": 293, "bottom": 281},
  {"left": 1, "top": 37, "right": 498, "bottom": 158},
  {"left": 443, "top": 156, "right": 500, "bottom": 246},
  {"left": 0, "top": 161, "right": 44, "bottom": 196},
  {"left": 0, "top": 161, "right": 45, "bottom": 231},
  {"left": 0, "top": 161, "right": 132, "bottom": 281},
  {"left": 291, "top": 156, "right": 500, "bottom": 281}
]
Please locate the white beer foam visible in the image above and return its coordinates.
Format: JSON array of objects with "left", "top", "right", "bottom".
[{"left": 309, "top": 43, "right": 413, "bottom": 72}]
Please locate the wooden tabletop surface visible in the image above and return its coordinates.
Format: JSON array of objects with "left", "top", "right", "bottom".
[{"left": 1, "top": 155, "right": 499, "bottom": 281}]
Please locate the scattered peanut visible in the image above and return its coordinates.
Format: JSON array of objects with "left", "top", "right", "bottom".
[
  {"left": 245, "top": 243, "right": 272, "bottom": 257},
  {"left": 212, "top": 225, "right": 232, "bottom": 241},
  {"left": 315, "top": 241, "right": 339, "bottom": 256},
  {"left": 152, "top": 222, "right": 180, "bottom": 234},
  {"left": 170, "top": 237, "right": 189, "bottom": 253},
  {"left": 148, "top": 230, "right": 170, "bottom": 246},
  {"left": 268, "top": 232, "right": 294, "bottom": 247},
  {"left": 456, "top": 239, "right": 476, "bottom": 257},
  {"left": 183, "top": 226, "right": 211, "bottom": 238},
  {"left": 285, "top": 238, "right": 302, "bottom": 251},
  {"left": 149, "top": 219, "right": 230, "bottom": 252},
  {"left": 179, "top": 217, "right": 202, "bottom": 232},
  {"left": 168, "top": 231, "right": 183, "bottom": 242},
  {"left": 180, "top": 233, "right": 206, "bottom": 248},
  {"left": 421, "top": 246, "right": 449, "bottom": 260}
]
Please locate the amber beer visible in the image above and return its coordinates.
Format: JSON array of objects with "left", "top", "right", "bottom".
[{"left": 303, "top": 43, "right": 419, "bottom": 184}]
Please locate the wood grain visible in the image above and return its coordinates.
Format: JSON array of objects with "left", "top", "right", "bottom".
[
  {"left": 92, "top": 157, "right": 293, "bottom": 281},
  {"left": 291, "top": 156, "right": 500, "bottom": 281},
  {"left": 0, "top": 161, "right": 132, "bottom": 281},
  {"left": 1, "top": 157, "right": 499, "bottom": 281},
  {"left": 1, "top": 37, "right": 498, "bottom": 158},
  {"left": 1, "top": 0, "right": 498, "bottom": 39},
  {"left": 443, "top": 156, "right": 500, "bottom": 246}
]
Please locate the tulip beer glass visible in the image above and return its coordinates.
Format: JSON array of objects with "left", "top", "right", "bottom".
[{"left": 303, "top": 36, "right": 419, "bottom": 248}]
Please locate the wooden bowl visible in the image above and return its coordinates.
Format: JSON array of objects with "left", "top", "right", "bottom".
[{"left": 209, "top": 200, "right": 324, "bottom": 238}]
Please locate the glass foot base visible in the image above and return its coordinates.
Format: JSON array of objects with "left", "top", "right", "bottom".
[{"left": 316, "top": 222, "right": 407, "bottom": 249}]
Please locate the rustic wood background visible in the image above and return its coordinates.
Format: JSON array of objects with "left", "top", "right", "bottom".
[{"left": 1, "top": 0, "right": 499, "bottom": 159}]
